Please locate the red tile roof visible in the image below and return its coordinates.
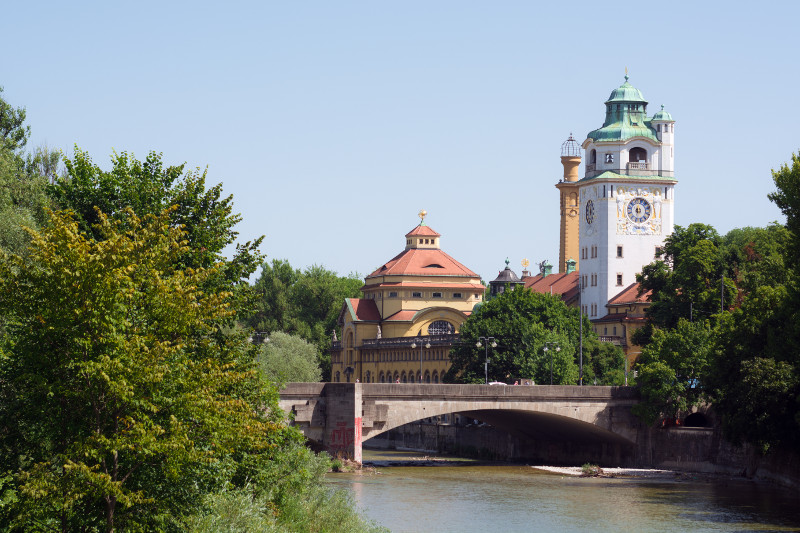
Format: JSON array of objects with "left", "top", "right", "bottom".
[
  {"left": 607, "top": 282, "right": 651, "bottom": 305},
  {"left": 367, "top": 248, "right": 479, "bottom": 278},
  {"left": 383, "top": 307, "right": 473, "bottom": 322},
  {"left": 382, "top": 310, "right": 418, "bottom": 322},
  {"left": 405, "top": 224, "right": 441, "bottom": 237},
  {"left": 523, "top": 272, "right": 579, "bottom": 304},
  {"left": 345, "top": 298, "right": 381, "bottom": 322}
]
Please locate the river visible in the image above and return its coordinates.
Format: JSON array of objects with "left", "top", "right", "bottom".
[{"left": 329, "top": 450, "right": 800, "bottom": 533}]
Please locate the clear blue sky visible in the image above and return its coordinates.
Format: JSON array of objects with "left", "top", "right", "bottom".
[{"left": 5, "top": 1, "right": 796, "bottom": 282}]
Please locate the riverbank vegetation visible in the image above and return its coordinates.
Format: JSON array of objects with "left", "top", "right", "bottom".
[
  {"left": 633, "top": 153, "right": 800, "bottom": 455},
  {"left": 0, "top": 89, "right": 383, "bottom": 532}
]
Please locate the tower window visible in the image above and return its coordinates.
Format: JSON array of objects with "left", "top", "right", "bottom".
[
  {"left": 412, "top": 292, "right": 422, "bottom": 298},
  {"left": 617, "top": 245, "right": 623, "bottom": 258},
  {"left": 605, "top": 153, "right": 614, "bottom": 164},
  {"left": 616, "top": 274, "right": 623, "bottom": 286},
  {"left": 389, "top": 291, "right": 398, "bottom": 298},
  {"left": 453, "top": 293, "right": 462, "bottom": 298}
]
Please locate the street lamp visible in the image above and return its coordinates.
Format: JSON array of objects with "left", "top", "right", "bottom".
[
  {"left": 542, "top": 342, "right": 561, "bottom": 385},
  {"left": 578, "top": 276, "right": 585, "bottom": 386},
  {"left": 476, "top": 336, "right": 497, "bottom": 384},
  {"left": 410, "top": 339, "right": 431, "bottom": 383}
]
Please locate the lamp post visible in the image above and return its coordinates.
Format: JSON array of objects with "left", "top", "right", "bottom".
[
  {"left": 410, "top": 339, "right": 431, "bottom": 383},
  {"left": 476, "top": 336, "right": 497, "bottom": 384},
  {"left": 578, "top": 276, "right": 584, "bottom": 386},
  {"left": 542, "top": 342, "right": 561, "bottom": 385}
]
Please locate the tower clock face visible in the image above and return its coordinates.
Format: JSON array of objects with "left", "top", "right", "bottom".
[
  {"left": 627, "top": 197, "right": 652, "bottom": 223},
  {"left": 585, "top": 200, "right": 595, "bottom": 224}
]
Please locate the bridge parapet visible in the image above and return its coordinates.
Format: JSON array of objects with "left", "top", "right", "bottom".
[{"left": 279, "top": 383, "right": 641, "bottom": 463}]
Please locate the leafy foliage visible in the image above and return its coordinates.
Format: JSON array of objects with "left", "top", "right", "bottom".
[
  {"left": 631, "top": 153, "right": 800, "bottom": 454},
  {"left": 0, "top": 87, "right": 60, "bottom": 256},
  {"left": 631, "top": 319, "right": 713, "bottom": 425},
  {"left": 444, "top": 287, "right": 623, "bottom": 385},
  {"left": 258, "top": 331, "right": 322, "bottom": 384},
  {"left": 0, "top": 209, "right": 297, "bottom": 531},
  {"left": 49, "top": 148, "right": 264, "bottom": 311},
  {"left": 245, "top": 260, "right": 362, "bottom": 379},
  {"left": 0, "top": 87, "right": 30, "bottom": 152}
]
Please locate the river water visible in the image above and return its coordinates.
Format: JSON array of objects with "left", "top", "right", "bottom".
[{"left": 329, "top": 450, "right": 800, "bottom": 533}]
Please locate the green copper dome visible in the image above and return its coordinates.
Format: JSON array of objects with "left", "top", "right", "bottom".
[
  {"left": 606, "top": 79, "right": 647, "bottom": 104},
  {"left": 652, "top": 105, "right": 674, "bottom": 121},
  {"left": 586, "top": 77, "right": 658, "bottom": 143}
]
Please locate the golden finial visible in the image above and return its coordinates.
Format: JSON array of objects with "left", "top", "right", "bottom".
[
  {"left": 522, "top": 258, "right": 530, "bottom": 269},
  {"left": 624, "top": 67, "right": 629, "bottom": 82},
  {"left": 418, "top": 210, "right": 427, "bottom": 222}
]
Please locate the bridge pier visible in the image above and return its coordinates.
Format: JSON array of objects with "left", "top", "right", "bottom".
[{"left": 323, "top": 383, "right": 363, "bottom": 463}]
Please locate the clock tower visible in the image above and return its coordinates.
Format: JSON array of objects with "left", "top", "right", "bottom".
[{"left": 578, "top": 76, "right": 677, "bottom": 320}]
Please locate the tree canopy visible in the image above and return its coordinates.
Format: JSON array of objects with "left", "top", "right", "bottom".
[
  {"left": 244, "top": 260, "right": 362, "bottom": 380},
  {"left": 444, "top": 287, "right": 624, "bottom": 385},
  {"left": 632, "top": 152, "right": 800, "bottom": 454},
  {"left": 0, "top": 209, "right": 300, "bottom": 531},
  {"left": 258, "top": 331, "right": 323, "bottom": 383}
]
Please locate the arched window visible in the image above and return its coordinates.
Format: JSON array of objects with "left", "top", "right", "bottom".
[
  {"left": 590, "top": 149, "right": 597, "bottom": 164},
  {"left": 433, "top": 371, "right": 439, "bottom": 384},
  {"left": 379, "top": 372, "right": 385, "bottom": 383},
  {"left": 629, "top": 147, "right": 647, "bottom": 163},
  {"left": 428, "top": 320, "right": 454, "bottom": 335},
  {"left": 393, "top": 372, "right": 399, "bottom": 383},
  {"left": 365, "top": 371, "right": 371, "bottom": 383},
  {"left": 401, "top": 372, "right": 407, "bottom": 383},
  {"left": 408, "top": 372, "right": 415, "bottom": 383},
  {"left": 424, "top": 371, "right": 431, "bottom": 384},
  {"left": 335, "top": 371, "right": 340, "bottom": 382}
]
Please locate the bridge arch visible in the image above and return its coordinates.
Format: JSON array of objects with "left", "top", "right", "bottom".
[{"left": 361, "top": 400, "right": 636, "bottom": 447}]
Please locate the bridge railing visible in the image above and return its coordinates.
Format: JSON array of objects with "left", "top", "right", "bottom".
[{"left": 360, "top": 334, "right": 459, "bottom": 349}]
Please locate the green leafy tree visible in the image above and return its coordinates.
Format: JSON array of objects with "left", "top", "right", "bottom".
[
  {"left": 244, "top": 262, "right": 362, "bottom": 380},
  {"left": 769, "top": 152, "right": 800, "bottom": 265},
  {"left": 0, "top": 209, "right": 298, "bottom": 531},
  {"left": 635, "top": 223, "right": 735, "bottom": 338},
  {"left": 248, "top": 259, "right": 302, "bottom": 336},
  {"left": 0, "top": 86, "right": 30, "bottom": 152},
  {"left": 0, "top": 88, "right": 59, "bottom": 256},
  {"left": 444, "top": 288, "right": 617, "bottom": 385},
  {"left": 632, "top": 319, "right": 713, "bottom": 425},
  {"left": 49, "top": 148, "right": 263, "bottom": 315},
  {"left": 258, "top": 331, "right": 322, "bottom": 383},
  {"left": 0, "top": 147, "right": 53, "bottom": 255}
]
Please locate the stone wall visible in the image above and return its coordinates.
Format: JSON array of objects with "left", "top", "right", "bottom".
[{"left": 367, "top": 421, "right": 800, "bottom": 489}]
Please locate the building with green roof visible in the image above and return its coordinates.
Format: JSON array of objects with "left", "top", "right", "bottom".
[{"left": 574, "top": 76, "right": 677, "bottom": 355}]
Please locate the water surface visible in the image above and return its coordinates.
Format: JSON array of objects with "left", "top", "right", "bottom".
[{"left": 330, "top": 450, "right": 800, "bottom": 533}]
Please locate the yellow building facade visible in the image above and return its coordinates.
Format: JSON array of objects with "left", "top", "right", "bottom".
[{"left": 331, "top": 215, "right": 484, "bottom": 383}]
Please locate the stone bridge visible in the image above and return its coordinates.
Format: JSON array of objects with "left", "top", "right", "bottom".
[{"left": 278, "top": 383, "right": 644, "bottom": 464}]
